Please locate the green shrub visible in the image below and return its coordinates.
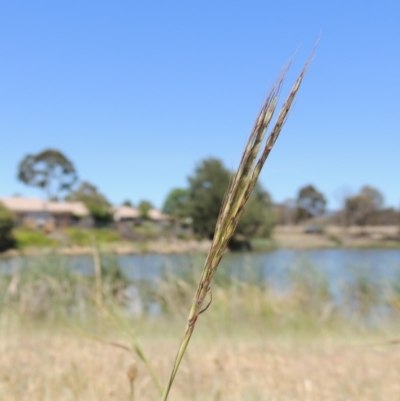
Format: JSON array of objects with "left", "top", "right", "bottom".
[
  {"left": 133, "top": 222, "right": 162, "bottom": 241},
  {"left": 65, "top": 227, "right": 90, "bottom": 246},
  {"left": 92, "top": 228, "right": 121, "bottom": 243},
  {"left": 65, "top": 227, "right": 121, "bottom": 246},
  {"left": 0, "top": 203, "right": 16, "bottom": 252},
  {"left": 14, "top": 227, "right": 60, "bottom": 249}
]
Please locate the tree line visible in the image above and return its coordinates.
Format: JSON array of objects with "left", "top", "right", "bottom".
[
  {"left": 163, "top": 163, "right": 400, "bottom": 232},
  {"left": 1, "top": 147, "right": 399, "bottom": 251},
  {"left": 162, "top": 158, "right": 276, "bottom": 242},
  {"left": 273, "top": 184, "right": 399, "bottom": 227}
]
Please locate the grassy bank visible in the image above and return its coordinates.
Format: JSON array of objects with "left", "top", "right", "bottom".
[
  {"left": 13, "top": 227, "right": 121, "bottom": 249},
  {"left": 4, "top": 225, "right": 400, "bottom": 259},
  {"left": 6, "top": 227, "right": 212, "bottom": 256}
]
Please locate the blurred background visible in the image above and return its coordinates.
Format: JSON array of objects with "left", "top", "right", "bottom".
[{"left": 1, "top": 1, "right": 400, "bottom": 400}]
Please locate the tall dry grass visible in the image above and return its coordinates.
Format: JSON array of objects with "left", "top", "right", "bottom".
[{"left": 1, "top": 318, "right": 400, "bottom": 401}]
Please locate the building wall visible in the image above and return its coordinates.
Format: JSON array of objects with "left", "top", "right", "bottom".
[{"left": 13, "top": 212, "right": 74, "bottom": 230}]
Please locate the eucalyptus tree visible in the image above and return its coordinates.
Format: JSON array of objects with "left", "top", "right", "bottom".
[{"left": 18, "top": 148, "right": 78, "bottom": 200}]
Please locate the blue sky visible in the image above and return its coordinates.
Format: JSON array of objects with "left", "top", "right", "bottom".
[{"left": 1, "top": 1, "right": 399, "bottom": 210}]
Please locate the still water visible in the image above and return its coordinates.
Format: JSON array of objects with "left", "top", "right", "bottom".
[
  {"left": 2, "top": 249, "right": 400, "bottom": 318},
  {"left": 2, "top": 249, "right": 400, "bottom": 287}
]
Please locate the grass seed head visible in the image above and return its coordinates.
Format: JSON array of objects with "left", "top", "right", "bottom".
[{"left": 126, "top": 362, "right": 138, "bottom": 383}]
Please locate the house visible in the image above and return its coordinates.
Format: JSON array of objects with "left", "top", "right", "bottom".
[
  {"left": 147, "top": 208, "right": 172, "bottom": 226},
  {"left": 0, "top": 196, "right": 90, "bottom": 230},
  {"left": 113, "top": 205, "right": 140, "bottom": 222},
  {"left": 113, "top": 205, "right": 171, "bottom": 226}
]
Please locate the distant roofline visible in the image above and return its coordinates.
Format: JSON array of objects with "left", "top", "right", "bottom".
[{"left": 0, "top": 196, "right": 89, "bottom": 216}]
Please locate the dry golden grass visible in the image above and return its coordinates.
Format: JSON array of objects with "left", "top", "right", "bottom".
[{"left": 1, "top": 320, "right": 399, "bottom": 401}]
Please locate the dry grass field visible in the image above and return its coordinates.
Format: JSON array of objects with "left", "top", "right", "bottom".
[
  {"left": 1, "top": 316, "right": 400, "bottom": 401},
  {"left": 0, "top": 308, "right": 400, "bottom": 401}
]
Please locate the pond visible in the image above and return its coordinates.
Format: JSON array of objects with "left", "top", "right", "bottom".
[
  {"left": 2, "top": 249, "right": 400, "bottom": 292},
  {"left": 2, "top": 249, "right": 400, "bottom": 320}
]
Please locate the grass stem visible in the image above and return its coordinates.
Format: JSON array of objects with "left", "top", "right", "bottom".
[{"left": 160, "top": 46, "right": 316, "bottom": 401}]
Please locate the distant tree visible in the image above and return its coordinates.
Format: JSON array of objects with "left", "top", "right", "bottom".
[
  {"left": 187, "top": 158, "right": 231, "bottom": 238},
  {"left": 18, "top": 149, "right": 78, "bottom": 200},
  {"left": 162, "top": 188, "right": 190, "bottom": 219},
  {"left": 0, "top": 203, "right": 15, "bottom": 252},
  {"left": 345, "top": 185, "right": 384, "bottom": 226},
  {"left": 187, "top": 157, "right": 275, "bottom": 241},
  {"left": 67, "top": 181, "right": 113, "bottom": 224},
  {"left": 138, "top": 200, "right": 153, "bottom": 220},
  {"left": 295, "top": 185, "right": 327, "bottom": 223},
  {"left": 359, "top": 185, "right": 384, "bottom": 209},
  {"left": 237, "top": 184, "right": 276, "bottom": 238},
  {"left": 122, "top": 200, "right": 133, "bottom": 207}
]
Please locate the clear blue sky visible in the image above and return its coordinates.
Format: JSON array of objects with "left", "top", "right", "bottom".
[{"left": 1, "top": 1, "right": 399, "bottom": 210}]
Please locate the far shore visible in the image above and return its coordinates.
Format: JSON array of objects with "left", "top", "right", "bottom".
[
  {"left": 273, "top": 224, "right": 400, "bottom": 250},
  {"left": 1, "top": 225, "right": 400, "bottom": 258}
]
